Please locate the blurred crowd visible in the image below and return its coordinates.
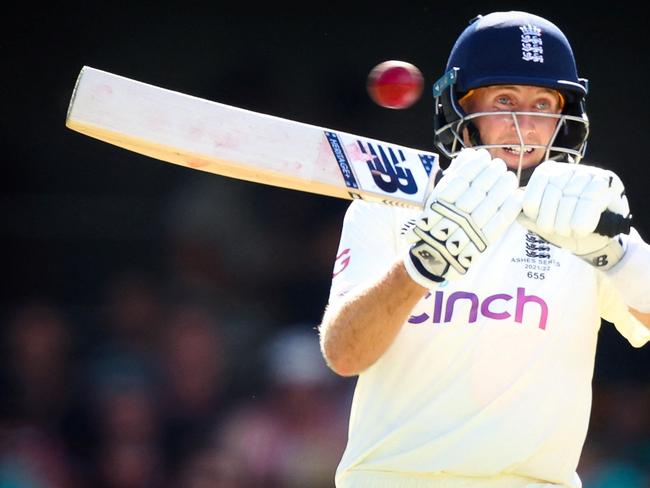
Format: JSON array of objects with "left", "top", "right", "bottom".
[
  {"left": 1, "top": 177, "right": 649, "bottom": 487},
  {"left": 0, "top": 289, "right": 352, "bottom": 488}
]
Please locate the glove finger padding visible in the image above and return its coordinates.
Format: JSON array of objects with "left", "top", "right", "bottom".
[
  {"left": 554, "top": 195, "right": 578, "bottom": 237},
  {"left": 470, "top": 170, "right": 518, "bottom": 228},
  {"left": 433, "top": 148, "right": 493, "bottom": 204},
  {"left": 523, "top": 162, "right": 629, "bottom": 237},
  {"left": 404, "top": 148, "right": 523, "bottom": 287},
  {"left": 446, "top": 147, "right": 494, "bottom": 180},
  {"left": 520, "top": 161, "right": 630, "bottom": 270},
  {"left": 482, "top": 186, "right": 524, "bottom": 244}
]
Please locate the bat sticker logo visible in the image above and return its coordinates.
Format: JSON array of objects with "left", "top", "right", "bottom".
[
  {"left": 358, "top": 141, "right": 418, "bottom": 195},
  {"left": 324, "top": 130, "right": 438, "bottom": 204},
  {"left": 324, "top": 131, "right": 360, "bottom": 190}
]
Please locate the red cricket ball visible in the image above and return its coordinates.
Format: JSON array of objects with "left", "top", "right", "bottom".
[{"left": 367, "top": 60, "right": 424, "bottom": 109}]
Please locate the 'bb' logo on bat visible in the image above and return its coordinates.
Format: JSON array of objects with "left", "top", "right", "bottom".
[{"left": 358, "top": 142, "right": 418, "bottom": 195}]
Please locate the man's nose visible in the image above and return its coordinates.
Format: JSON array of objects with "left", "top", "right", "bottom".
[{"left": 512, "top": 112, "right": 537, "bottom": 132}]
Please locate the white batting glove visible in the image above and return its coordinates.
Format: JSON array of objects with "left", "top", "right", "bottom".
[
  {"left": 520, "top": 161, "right": 630, "bottom": 270},
  {"left": 404, "top": 148, "right": 523, "bottom": 287}
]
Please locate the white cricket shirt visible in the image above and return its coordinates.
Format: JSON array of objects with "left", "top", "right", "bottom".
[{"left": 329, "top": 200, "right": 649, "bottom": 488}]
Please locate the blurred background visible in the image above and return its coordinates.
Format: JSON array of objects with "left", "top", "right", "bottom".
[{"left": 2, "top": 2, "right": 649, "bottom": 487}]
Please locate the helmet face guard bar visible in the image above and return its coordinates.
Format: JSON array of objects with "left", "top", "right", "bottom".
[
  {"left": 435, "top": 110, "right": 589, "bottom": 186},
  {"left": 434, "top": 110, "right": 590, "bottom": 178}
]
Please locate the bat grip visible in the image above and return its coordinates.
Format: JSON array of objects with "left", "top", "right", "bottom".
[{"left": 596, "top": 210, "right": 632, "bottom": 237}]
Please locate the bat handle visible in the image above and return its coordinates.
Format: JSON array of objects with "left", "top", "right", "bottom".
[{"left": 596, "top": 210, "right": 632, "bottom": 237}]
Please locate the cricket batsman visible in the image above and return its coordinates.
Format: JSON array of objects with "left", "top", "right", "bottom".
[{"left": 319, "top": 10, "right": 650, "bottom": 488}]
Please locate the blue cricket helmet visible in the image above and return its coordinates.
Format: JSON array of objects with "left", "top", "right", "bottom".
[{"left": 433, "top": 11, "right": 589, "bottom": 167}]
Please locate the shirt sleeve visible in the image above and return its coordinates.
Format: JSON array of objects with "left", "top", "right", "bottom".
[
  {"left": 328, "top": 200, "right": 409, "bottom": 303},
  {"left": 598, "top": 259, "right": 650, "bottom": 348}
]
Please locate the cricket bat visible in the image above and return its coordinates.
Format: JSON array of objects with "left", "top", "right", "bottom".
[
  {"left": 65, "top": 66, "right": 629, "bottom": 237},
  {"left": 66, "top": 66, "right": 439, "bottom": 209}
]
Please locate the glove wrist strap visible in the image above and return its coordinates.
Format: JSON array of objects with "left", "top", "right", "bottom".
[
  {"left": 403, "top": 252, "right": 445, "bottom": 289},
  {"left": 578, "top": 237, "right": 625, "bottom": 271}
]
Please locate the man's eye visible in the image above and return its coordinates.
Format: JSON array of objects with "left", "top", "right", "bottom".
[
  {"left": 496, "top": 96, "right": 510, "bottom": 105},
  {"left": 536, "top": 100, "right": 551, "bottom": 110}
]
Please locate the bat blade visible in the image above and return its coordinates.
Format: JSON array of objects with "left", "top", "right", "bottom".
[{"left": 66, "top": 66, "right": 439, "bottom": 208}]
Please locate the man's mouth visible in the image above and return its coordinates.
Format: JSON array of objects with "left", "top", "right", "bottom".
[{"left": 503, "top": 146, "right": 535, "bottom": 155}]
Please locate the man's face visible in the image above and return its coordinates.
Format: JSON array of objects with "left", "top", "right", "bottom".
[{"left": 459, "top": 85, "right": 564, "bottom": 170}]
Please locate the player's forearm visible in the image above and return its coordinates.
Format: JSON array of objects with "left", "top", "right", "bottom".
[{"left": 319, "top": 259, "right": 428, "bottom": 376}]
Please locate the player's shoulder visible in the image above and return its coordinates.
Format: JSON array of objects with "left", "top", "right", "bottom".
[
  {"left": 344, "top": 199, "right": 417, "bottom": 220},
  {"left": 342, "top": 199, "right": 419, "bottom": 233}
]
